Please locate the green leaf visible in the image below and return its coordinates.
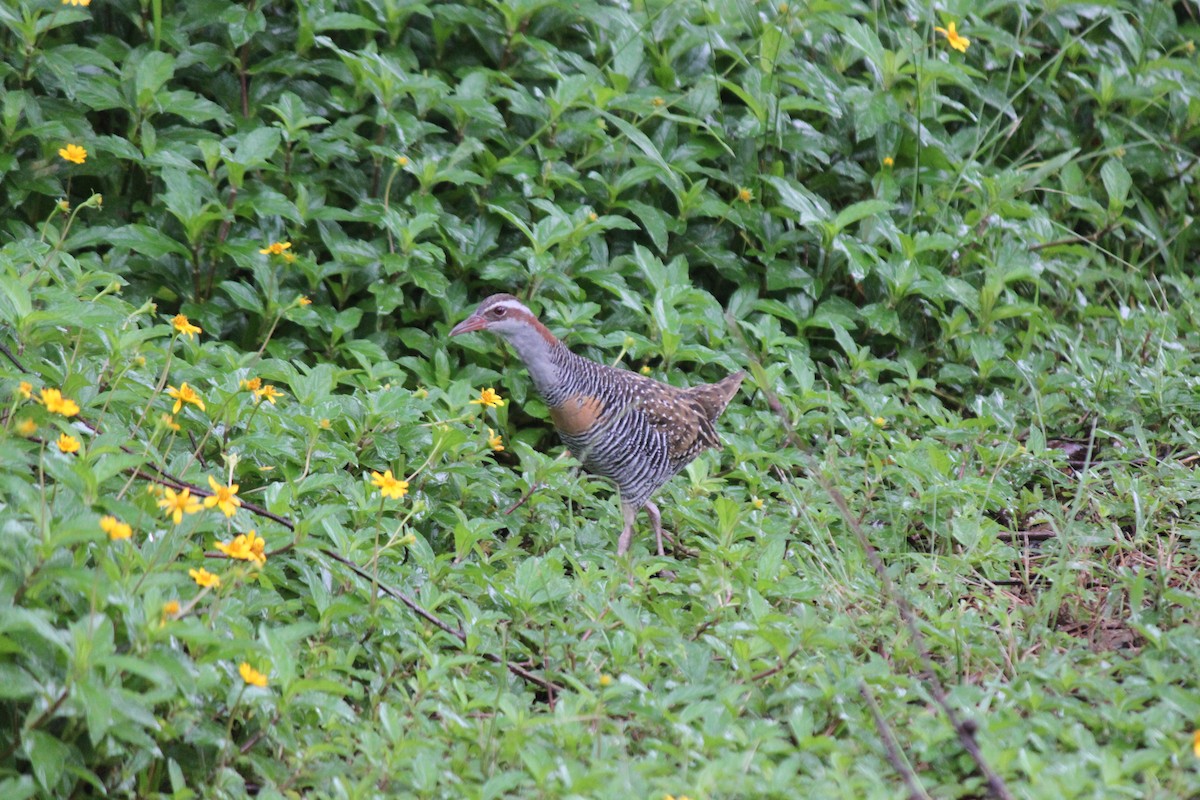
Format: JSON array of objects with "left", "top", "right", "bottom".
[
  {"left": 623, "top": 200, "right": 670, "bottom": 253},
  {"left": 231, "top": 126, "right": 282, "bottom": 168},
  {"left": 764, "top": 176, "right": 831, "bottom": 226},
  {"left": 832, "top": 199, "right": 893, "bottom": 233},
  {"left": 313, "top": 12, "right": 383, "bottom": 32},
  {"left": 135, "top": 51, "right": 176, "bottom": 109},
  {"left": 1101, "top": 159, "right": 1131, "bottom": 214},
  {"left": 158, "top": 90, "right": 233, "bottom": 126},
  {"left": 599, "top": 111, "right": 684, "bottom": 197},
  {"left": 220, "top": 280, "right": 264, "bottom": 314},
  {"left": 0, "top": 271, "right": 33, "bottom": 324},
  {"left": 837, "top": 18, "right": 886, "bottom": 77},
  {"left": 760, "top": 24, "right": 790, "bottom": 76},
  {"left": 0, "top": 664, "right": 39, "bottom": 699},
  {"left": 24, "top": 730, "right": 70, "bottom": 793},
  {"left": 102, "top": 224, "right": 191, "bottom": 258},
  {"left": 77, "top": 676, "right": 115, "bottom": 746}
]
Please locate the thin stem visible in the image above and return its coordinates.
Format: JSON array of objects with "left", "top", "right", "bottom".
[
  {"left": 132, "top": 335, "right": 177, "bottom": 436},
  {"left": 255, "top": 308, "right": 286, "bottom": 360},
  {"left": 382, "top": 159, "right": 402, "bottom": 254}
]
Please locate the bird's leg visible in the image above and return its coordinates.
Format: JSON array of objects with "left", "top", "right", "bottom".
[
  {"left": 644, "top": 504, "right": 698, "bottom": 558},
  {"left": 617, "top": 502, "right": 637, "bottom": 555},
  {"left": 644, "top": 501, "right": 666, "bottom": 557}
]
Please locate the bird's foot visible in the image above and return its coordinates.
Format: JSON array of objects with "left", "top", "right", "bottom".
[
  {"left": 659, "top": 530, "right": 699, "bottom": 558},
  {"left": 644, "top": 501, "right": 698, "bottom": 558}
]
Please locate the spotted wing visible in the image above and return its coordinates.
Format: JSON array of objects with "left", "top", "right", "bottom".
[{"left": 630, "top": 378, "right": 714, "bottom": 460}]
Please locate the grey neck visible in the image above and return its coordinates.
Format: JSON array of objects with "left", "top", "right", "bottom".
[{"left": 498, "top": 324, "right": 562, "bottom": 394}]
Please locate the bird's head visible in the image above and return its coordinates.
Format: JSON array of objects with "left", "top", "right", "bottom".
[{"left": 449, "top": 294, "right": 540, "bottom": 340}]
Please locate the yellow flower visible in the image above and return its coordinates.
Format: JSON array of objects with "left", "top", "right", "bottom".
[
  {"left": 63, "top": 0, "right": 93, "bottom": 6},
  {"left": 488, "top": 427, "right": 504, "bottom": 452},
  {"left": 1194, "top": 730, "right": 1200, "bottom": 758},
  {"left": 588, "top": 212, "right": 599, "bottom": 222},
  {"left": 204, "top": 475, "right": 242, "bottom": 517},
  {"left": 396, "top": 155, "right": 409, "bottom": 166},
  {"left": 159, "top": 487, "right": 202, "bottom": 524},
  {"left": 883, "top": 156, "right": 894, "bottom": 168},
  {"left": 297, "top": 295, "right": 312, "bottom": 306},
  {"left": 215, "top": 529, "right": 266, "bottom": 566},
  {"left": 161, "top": 413, "right": 181, "bottom": 431},
  {"left": 640, "top": 365, "right": 652, "bottom": 375},
  {"left": 100, "top": 515, "right": 132, "bottom": 541},
  {"left": 400, "top": 533, "right": 417, "bottom": 546},
  {"left": 935, "top": 21, "right": 970, "bottom": 53},
  {"left": 469, "top": 387, "right": 505, "bottom": 408},
  {"left": 750, "top": 496, "right": 765, "bottom": 510},
  {"left": 652, "top": 96, "right": 665, "bottom": 107},
  {"left": 161, "top": 600, "right": 180, "bottom": 620},
  {"left": 737, "top": 187, "right": 753, "bottom": 203},
  {"left": 58, "top": 144, "right": 87, "bottom": 164},
  {"left": 39, "top": 388, "right": 80, "bottom": 417},
  {"left": 370, "top": 469, "right": 409, "bottom": 500},
  {"left": 57, "top": 199, "right": 69, "bottom": 211},
  {"left": 172, "top": 313, "right": 202, "bottom": 339},
  {"left": 239, "top": 662, "right": 269, "bottom": 687},
  {"left": 599, "top": 674, "right": 613, "bottom": 687},
  {"left": 188, "top": 567, "right": 220, "bottom": 588},
  {"left": 259, "top": 241, "right": 291, "bottom": 256},
  {"left": 319, "top": 418, "right": 331, "bottom": 429},
  {"left": 778, "top": 2, "right": 789, "bottom": 11},
  {"left": 166, "top": 382, "right": 205, "bottom": 414},
  {"left": 17, "top": 381, "right": 32, "bottom": 399},
  {"left": 213, "top": 537, "right": 242, "bottom": 558},
  {"left": 872, "top": 416, "right": 887, "bottom": 428},
  {"left": 244, "top": 530, "right": 266, "bottom": 564},
  {"left": 241, "top": 376, "right": 262, "bottom": 392},
  {"left": 16, "top": 418, "right": 37, "bottom": 437},
  {"left": 253, "top": 384, "right": 284, "bottom": 405},
  {"left": 56, "top": 433, "right": 81, "bottom": 454}
]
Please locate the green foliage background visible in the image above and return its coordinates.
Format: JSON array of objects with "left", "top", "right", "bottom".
[{"left": 2, "top": 0, "right": 1200, "bottom": 797}]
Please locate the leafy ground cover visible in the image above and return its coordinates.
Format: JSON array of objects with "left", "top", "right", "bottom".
[{"left": 2, "top": 0, "right": 1200, "bottom": 797}]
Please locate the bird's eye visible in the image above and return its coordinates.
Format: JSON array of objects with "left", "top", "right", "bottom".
[{"left": 490, "top": 307, "right": 507, "bottom": 318}]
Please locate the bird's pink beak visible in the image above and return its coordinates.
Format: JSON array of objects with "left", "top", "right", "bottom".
[{"left": 449, "top": 314, "right": 486, "bottom": 337}]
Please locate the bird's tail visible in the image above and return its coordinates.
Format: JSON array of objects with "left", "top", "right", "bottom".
[{"left": 687, "top": 370, "right": 745, "bottom": 420}]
